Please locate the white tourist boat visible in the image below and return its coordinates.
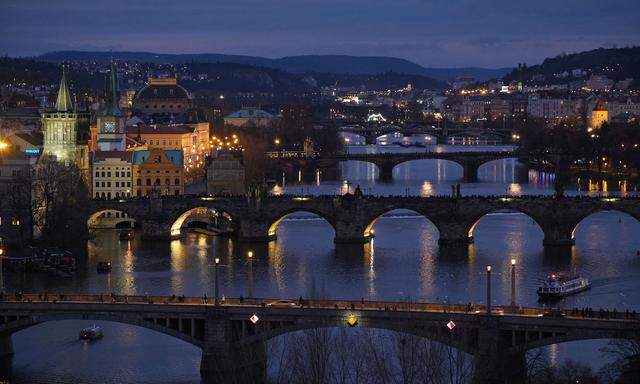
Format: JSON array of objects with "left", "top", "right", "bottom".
[{"left": 537, "top": 273, "right": 591, "bottom": 300}]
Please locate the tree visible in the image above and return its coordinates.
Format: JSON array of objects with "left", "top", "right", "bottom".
[{"left": 28, "top": 157, "right": 90, "bottom": 247}]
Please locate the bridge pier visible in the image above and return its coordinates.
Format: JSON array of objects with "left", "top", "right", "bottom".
[
  {"left": 460, "top": 160, "right": 480, "bottom": 183},
  {"left": 0, "top": 334, "right": 13, "bottom": 358},
  {"left": 542, "top": 227, "right": 575, "bottom": 248},
  {"left": 437, "top": 222, "right": 474, "bottom": 246},
  {"left": 472, "top": 318, "right": 526, "bottom": 384},
  {"left": 364, "top": 135, "right": 377, "bottom": 145},
  {"left": 200, "top": 311, "right": 266, "bottom": 383},
  {"left": 378, "top": 163, "right": 394, "bottom": 181}
]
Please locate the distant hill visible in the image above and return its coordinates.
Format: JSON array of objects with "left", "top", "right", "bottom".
[
  {"left": 503, "top": 47, "right": 640, "bottom": 83},
  {"left": 37, "top": 51, "right": 510, "bottom": 82}
]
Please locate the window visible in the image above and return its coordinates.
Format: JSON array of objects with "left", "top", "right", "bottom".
[
  {"left": 127, "top": 182, "right": 131, "bottom": 187},
  {"left": 95, "top": 181, "right": 99, "bottom": 187},
  {"left": 101, "top": 172, "right": 105, "bottom": 177},
  {"left": 127, "top": 172, "right": 131, "bottom": 177},
  {"left": 146, "top": 179, "right": 151, "bottom": 186},
  {"left": 107, "top": 172, "right": 111, "bottom": 177},
  {"left": 115, "top": 171, "right": 119, "bottom": 177},
  {"left": 107, "top": 192, "right": 111, "bottom": 199},
  {"left": 165, "top": 178, "right": 170, "bottom": 185},
  {"left": 174, "top": 178, "right": 180, "bottom": 185},
  {"left": 137, "top": 179, "right": 141, "bottom": 186},
  {"left": 154, "top": 178, "right": 160, "bottom": 186},
  {"left": 115, "top": 182, "right": 119, "bottom": 187}
]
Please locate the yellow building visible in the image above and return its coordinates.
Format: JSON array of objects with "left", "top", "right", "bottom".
[
  {"left": 131, "top": 148, "right": 184, "bottom": 197},
  {"left": 590, "top": 100, "right": 609, "bottom": 129}
]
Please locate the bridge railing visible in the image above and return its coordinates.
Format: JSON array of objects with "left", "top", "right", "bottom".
[{"left": 1, "top": 293, "right": 638, "bottom": 321}]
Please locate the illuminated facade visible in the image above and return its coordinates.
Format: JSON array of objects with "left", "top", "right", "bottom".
[
  {"left": 90, "top": 151, "right": 133, "bottom": 199},
  {"left": 132, "top": 148, "right": 184, "bottom": 197},
  {"left": 41, "top": 68, "right": 90, "bottom": 172},
  {"left": 133, "top": 77, "right": 191, "bottom": 116},
  {"left": 590, "top": 100, "right": 609, "bottom": 129}
]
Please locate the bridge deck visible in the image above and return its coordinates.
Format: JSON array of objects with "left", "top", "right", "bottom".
[{"left": 1, "top": 294, "right": 638, "bottom": 323}]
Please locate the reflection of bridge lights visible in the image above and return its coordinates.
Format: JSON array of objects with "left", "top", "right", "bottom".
[
  {"left": 346, "top": 314, "right": 358, "bottom": 327},
  {"left": 250, "top": 314, "right": 259, "bottom": 324}
]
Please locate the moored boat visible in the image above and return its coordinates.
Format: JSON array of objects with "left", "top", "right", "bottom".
[{"left": 96, "top": 261, "right": 112, "bottom": 273}]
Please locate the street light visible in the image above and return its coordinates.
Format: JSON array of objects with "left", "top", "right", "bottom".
[
  {"left": 214, "top": 257, "right": 220, "bottom": 306},
  {"left": 510, "top": 259, "right": 517, "bottom": 308},
  {"left": 486, "top": 265, "right": 492, "bottom": 316},
  {"left": 247, "top": 251, "right": 254, "bottom": 299}
]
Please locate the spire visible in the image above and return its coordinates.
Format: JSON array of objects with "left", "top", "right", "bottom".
[
  {"left": 104, "top": 62, "right": 122, "bottom": 116},
  {"left": 55, "top": 65, "right": 73, "bottom": 112}
]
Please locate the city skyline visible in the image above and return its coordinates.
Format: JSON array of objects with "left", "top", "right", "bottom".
[{"left": 1, "top": 0, "right": 640, "bottom": 68}]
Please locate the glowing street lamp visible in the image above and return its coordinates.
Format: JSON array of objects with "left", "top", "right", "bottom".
[
  {"left": 486, "top": 265, "right": 492, "bottom": 315},
  {"left": 510, "top": 259, "right": 517, "bottom": 308},
  {"left": 214, "top": 257, "right": 220, "bottom": 306},
  {"left": 247, "top": 251, "right": 254, "bottom": 299}
]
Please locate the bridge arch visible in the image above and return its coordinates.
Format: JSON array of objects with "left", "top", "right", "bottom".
[
  {"left": 477, "top": 157, "right": 527, "bottom": 182},
  {"left": 570, "top": 208, "right": 640, "bottom": 243},
  {"left": 467, "top": 208, "right": 545, "bottom": 243},
  {"left": 243, "top": 318, "right": 475, "bottom": 356},
  {"left": 1, "top": 312, "right": 204, "bottom": 348},
  {"left": 170, "top": 206, "right": 238, "bottom": 238},
  {"left": 87, "top": 209, "right": 137, "bottom": 230},
  {"left": 390, "top": 159, "right": 464, "bottom": 181},
  {"left": 267, "top": 209, "right": 337, "bottom": 239},
  {"left": 363, "top": 207, "right": 441, "bottom": 240}
]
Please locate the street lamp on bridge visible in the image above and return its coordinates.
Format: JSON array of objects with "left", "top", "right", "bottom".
[
  {"left": 214, "top": 258, "right": 220, "bottom": 306},
  {"left": 510, "top": 259, "right": 517, "bottom": 309},
  {"left": 247, "top": 251, "right": 254, "bottom": 299},
  {"left": 486, "top": 265, "right": 492, "bottom": 316}
]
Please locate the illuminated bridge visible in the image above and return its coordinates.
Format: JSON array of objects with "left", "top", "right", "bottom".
[
  {"left": 87, "top": 195, "right": 640, "bottom": 248},
  {"left": 266, "top": 150, "right": 526, "bottom": 181},
  {"left": 1, "top": 294, "right": 638, "bottom": 383}
]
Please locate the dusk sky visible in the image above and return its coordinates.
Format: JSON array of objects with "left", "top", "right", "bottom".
[{"left": 2, "top": 0, "right": 639, "bottom": 68}]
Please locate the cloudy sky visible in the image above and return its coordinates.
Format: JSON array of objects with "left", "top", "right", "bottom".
[{"left": 1, "top": 0, "right": 639, "bottom": 68}]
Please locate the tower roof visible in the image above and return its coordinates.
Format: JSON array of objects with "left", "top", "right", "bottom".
[
  {"left": 593, "top": 100, "right": 608, "bottom": 112},
  {"left": 55, "top": 66, "right": 74, "bottom": 112},
  {"left": 101, "top": 62, "right": 122, "bottom": 116}
]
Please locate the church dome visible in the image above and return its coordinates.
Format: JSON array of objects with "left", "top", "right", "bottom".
[{"left": 134, "top": 77, "right": 190, "bottom": 102}]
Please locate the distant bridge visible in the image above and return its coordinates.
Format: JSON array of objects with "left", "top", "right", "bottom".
[
  {"left": 87, "top": 195, "right": 640, "bottom": 248},
  {"left": 1, "top": 294, "right": 638, "bottom": 383},
  {"left": 266, "top": 150, "right": 526, "bottom": 181},
  {"left": 337, "top": 124, "right": 510, "bottom": 145}
]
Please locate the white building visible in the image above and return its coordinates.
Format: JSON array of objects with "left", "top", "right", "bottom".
[{"left": 90, "top": 151, "right": 133, "bottom": 199}]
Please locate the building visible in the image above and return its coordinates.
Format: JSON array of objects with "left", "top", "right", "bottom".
[
  {"left": 206, "top": 151, "right": 245, "bottom": 195},
  {"left": 96, "top": 63, "right": 126, "bottom": 151},
  {"left": 90, "top": 151, "right": 133, "bottom": 199},
  {"left": 527, "top": 94, "right": 582, "bottom": 120},
  {"left": 41, "top": 68, "right": 90, "bottom": 172},
  {"left": 0, "top": 145, "right": 36, "bottom": 247},
  {"left": 125, "top": 122, "right": 209, "bottom": 175},
  {"left": 132, "top": 148, "right": 184, "bottom": 197},
  {"left": 6, "top": 132, "right": 42, "bottom": 155},
  {"left": 224, "top": 108, "right": 276, "bottom": 128},
  {"left": 132, "top": 77, "right": 191, "bottom": 116},
  {"left": 590, "top": 100, "right": 609, "bottom": 129}
]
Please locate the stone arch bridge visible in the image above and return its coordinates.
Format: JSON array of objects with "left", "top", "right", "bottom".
[
  {"left": 88, "top": 195, "right": 640, "bottom": 248},
  {"left": 1, "top": 295, "right": 638, "bottom": 383},
  {"left": 266, "top": 151, "right": 528, "bottom": 181}
]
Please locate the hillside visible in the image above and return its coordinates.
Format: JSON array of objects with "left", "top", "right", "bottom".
[
  {"left": 503, "top": 47, "right": 640, "bottom": 83},
  {"left": 37, "top": 51, "right": 509, "bottom": 82}
]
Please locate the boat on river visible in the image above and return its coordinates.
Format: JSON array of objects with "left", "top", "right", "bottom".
[
  {"left": 537, "top": 273, "right": 591, "bottom": 300},
  {"left": 79, "top": 325, "right": 103, "bottom": 340}
]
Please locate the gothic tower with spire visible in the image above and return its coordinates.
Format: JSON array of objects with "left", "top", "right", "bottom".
[
  {"left": 96, "top": 62, "right": 126, "bottom": 151},
  {"left": 42, "top": 66, "right": 89, "bottom": 169}
]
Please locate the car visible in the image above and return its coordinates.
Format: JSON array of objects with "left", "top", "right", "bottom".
[
  {"left": 266, "top": 300, "right": 299, "bottom": 308},
  {"left": 542, "top": 308, "right": 566, "bottom": 318}
]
